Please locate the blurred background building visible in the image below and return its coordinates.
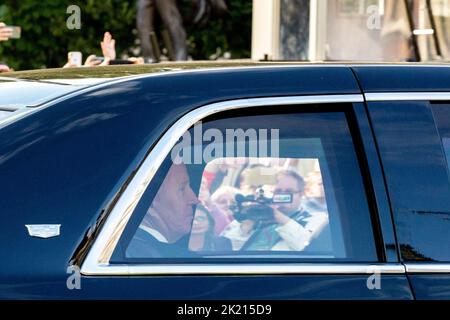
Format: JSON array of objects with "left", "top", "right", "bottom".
[
  {"left": 1, "top": 0, "right": 450, "bottom": 71},
  {"left": 252, "top": 0, "right": 450, "bottom": 62}
]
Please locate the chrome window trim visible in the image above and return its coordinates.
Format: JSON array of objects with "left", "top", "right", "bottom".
[
  {"left": 365, "top": 92, "right": 450, "bottom": 102},
  {"left": 82, "top": 263, "right": 405, "bottom": 276},
  {"left": 77, "top": 93, "right": 405, "bottom": 276},
  {"left": 405, "top": 264, "right": 450, "bottom": 273}
]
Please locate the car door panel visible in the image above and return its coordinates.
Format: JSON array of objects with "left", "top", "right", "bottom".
[{"left": 366, "top": 98, "right": 450, "bottom": 299}]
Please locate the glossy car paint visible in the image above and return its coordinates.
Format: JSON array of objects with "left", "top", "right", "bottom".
[
  {"left": 351, "top": 65, "right": 450, "bottom": 93},
  {"left": 1, "top": 64, "right": 449, "bottom": 299}
]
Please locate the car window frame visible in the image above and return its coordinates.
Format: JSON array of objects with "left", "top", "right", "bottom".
[
  {"left": 80, "top": 94, "right": 404, "bottom": 276},
  {"left": 366, "top": 91, "right": 450, "bottom": 275}
]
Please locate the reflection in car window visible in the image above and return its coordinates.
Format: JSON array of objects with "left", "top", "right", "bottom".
[
  {"left": 369, "top": 102, "right": 450, "bottom": 262},
  {"left": 192, "top": 157, "right": 333, "bottom": 255},
  {"left": 444, "top": 138, "right": 450, "bottom": 167},
  {"left": 112, "top": 108, "right": 378, "bottom": 262},
  {"left": 430, "top": 105, "right": 450, "bottom": 262},
  {"left": 432, "top": 105, "right": 450, "bottom": 258}
]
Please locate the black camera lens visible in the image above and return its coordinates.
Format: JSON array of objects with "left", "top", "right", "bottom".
[{"left": 233, "top": 193, "right": 276, "bottom": 224}]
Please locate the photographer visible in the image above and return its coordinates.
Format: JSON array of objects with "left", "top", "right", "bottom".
[{"left": 222, "top": 169, "right": 328, "bottom": 252}]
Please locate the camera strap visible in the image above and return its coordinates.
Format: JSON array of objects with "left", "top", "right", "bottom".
[{"left": 240, "top": 223, "right": 281, "bottom": 251}]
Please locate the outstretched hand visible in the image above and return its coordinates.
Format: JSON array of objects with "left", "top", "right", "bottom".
[
  {"left": 84, "top": 54, "right": 103, "bottom": 67},
  {"left": 101, "top": 32, "right": 116, "bottom": 60},
  {"left": 0, "top": 22, "right": 13, "bottom": 41}
]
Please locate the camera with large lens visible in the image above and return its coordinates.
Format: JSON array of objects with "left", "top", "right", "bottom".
[{"left": 232, "top": 187, "right": 293, "bottom": 224}]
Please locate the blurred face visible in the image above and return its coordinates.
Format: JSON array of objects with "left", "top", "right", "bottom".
[
  {"left": 240, "top": 184, "right": 258, "bottom": 196},
  {"left": 152, "top": 164, "right": 199, "bottom": 241},
  {"left": 191, "top": 210, "right": 210, "bottom": 234},
  {"left": 215, "top": 193, "right": 235, "bottom": 217},
  {"left": 274, "top": 174, "right": 303, "bottom": 214},
  {"left": 305, "top": 172, "right": 324, "bottom": 198}
]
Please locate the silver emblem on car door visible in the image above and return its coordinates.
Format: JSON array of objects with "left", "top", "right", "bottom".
[{"left": 25, "top": 224, "right": 61, "bottom": 238}]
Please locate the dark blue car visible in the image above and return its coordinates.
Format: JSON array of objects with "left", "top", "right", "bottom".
[{"left": 0, "top": 63, "right": 449, "bottom": 300}]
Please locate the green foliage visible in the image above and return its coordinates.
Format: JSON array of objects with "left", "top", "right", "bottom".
[
  {"left": 0, "top": 1, "right": 137, "bottom": 70},
  {"left": 0, "top": 0, "right": 251, "bottom": 71},
  {"left": 185, "top": 0, "right": 252, "bottom": 60}
]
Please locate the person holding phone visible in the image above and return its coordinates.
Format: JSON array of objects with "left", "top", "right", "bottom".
[
  {"left": 63, "top": 31, "right": 146, "bottom": 68},
  {"left": 0, "top": 22, "right": 13, "bottom": 41},
  {"left": 0, "top": 22, "right": 13, "bottom": 73}
]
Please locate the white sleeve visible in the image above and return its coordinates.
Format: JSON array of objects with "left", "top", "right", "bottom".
[{"left": 275, "top": 212, "right": 329, "bottom": 251}]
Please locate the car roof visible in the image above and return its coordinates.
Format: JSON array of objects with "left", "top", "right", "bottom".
[
  {"left": 3, "top": 60, "right": 277, "bottom": 80},
  {"left": 0, "top": 78, "right": 88, "bottom": 125},
  {"left": 0, "top": 60, "right": 446, "bottom": 78},
  {"left": 2, "top": 62, "right": 450, "bottom": 128},
  {"left": 351, "top": 64, "right": 450, "bottom": 92},
  {"left": 4, "top": 61, "right": 450, "bottom": 92}
]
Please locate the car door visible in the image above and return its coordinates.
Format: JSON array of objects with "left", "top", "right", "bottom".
[
  {"left": 353, "top": 65, "right": 450, "bottom": 300},
  {"left": 366, "top": 97, "right": 450, "bottom": 299},
  {"left": 78, "top": 95, "right": 412, "bottom": 300}
]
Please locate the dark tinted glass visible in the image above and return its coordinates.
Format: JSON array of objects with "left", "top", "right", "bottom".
[
  {"left": 433, "top": 104, "right": 450, "bottom": 170},
  {"left": 369, "top": 101, "right": 450, "bottom": 262},
  {"left": 112, "top": 106, "right": 378, "bottom": 263}
]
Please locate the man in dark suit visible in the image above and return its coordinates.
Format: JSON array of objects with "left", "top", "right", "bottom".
[{"left": 126, "top": 163, "right": 199, "bottom": 257}]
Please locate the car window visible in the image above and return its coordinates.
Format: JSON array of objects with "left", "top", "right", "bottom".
[
  {"left": 368, "top": 101, "right": 450, "bottom": 262},
  {"left": 111, "top": 106, "right": 378, "bottom": 263}
]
